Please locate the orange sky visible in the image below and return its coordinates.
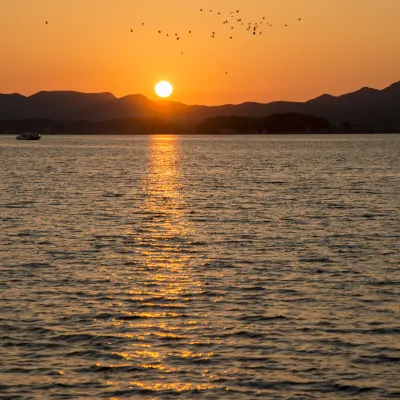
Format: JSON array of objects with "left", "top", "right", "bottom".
[{"left": 1, "top": 0, "right": 400, "bottom": 105}]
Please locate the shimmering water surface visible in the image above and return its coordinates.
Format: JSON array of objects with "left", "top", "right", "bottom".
[{"left": 1, "top": 134, "right": 399, "bottom": 399}]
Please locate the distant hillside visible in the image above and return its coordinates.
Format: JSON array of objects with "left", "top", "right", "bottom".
[
  {"left": 1, "top": 81, "right": 400, "bottom": 129},
  {"left": 0, "top": 91, "right": 115, "bottom": 120}
]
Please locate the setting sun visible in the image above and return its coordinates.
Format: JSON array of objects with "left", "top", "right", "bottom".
[{"left": 155, "top": 81, "right": 173, "bottom": 98}]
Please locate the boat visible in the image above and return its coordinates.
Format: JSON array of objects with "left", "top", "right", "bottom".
[{"left": 15, "top": 132, "right": 41, "bottom": 140}]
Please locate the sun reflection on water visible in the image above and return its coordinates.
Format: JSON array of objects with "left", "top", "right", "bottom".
[
  {"left": 105, "top": 135, "right": 209, "bottom": 394},
  {"left": 135, "top": 135, "right": 198, "bottom": 293}
]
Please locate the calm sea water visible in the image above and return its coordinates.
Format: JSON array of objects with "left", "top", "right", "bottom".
[{"left": 1, "top": 134, "right": 399, "bottom": 399}]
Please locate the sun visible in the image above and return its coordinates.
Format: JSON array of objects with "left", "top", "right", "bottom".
[{"left": 155, "top": 81, "right": 173, "bottom": 98}]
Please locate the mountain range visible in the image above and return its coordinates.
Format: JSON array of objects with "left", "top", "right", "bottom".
[{"left": 1, "top": 81, "right": 400, "bottom": 129}]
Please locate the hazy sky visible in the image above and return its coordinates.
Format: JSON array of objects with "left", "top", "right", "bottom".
[{"left": 1, "top": 0, "right": 400, "bottom": 104}]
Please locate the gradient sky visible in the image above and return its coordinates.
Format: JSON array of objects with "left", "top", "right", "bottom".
[{"left": 1, "top": 0, "right": 400, "bottom": 105}]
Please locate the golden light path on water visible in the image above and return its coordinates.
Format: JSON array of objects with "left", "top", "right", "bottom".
[{"left": 104, "top": 136, "right": 215, "bottom": 395}]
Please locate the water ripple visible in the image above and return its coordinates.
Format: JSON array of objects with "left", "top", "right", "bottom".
[{"left": 0, "top": 134, "right": 399, "bottom": 399}]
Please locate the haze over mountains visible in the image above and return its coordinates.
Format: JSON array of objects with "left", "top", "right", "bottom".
[{"left": 1, "top": 81, "right": 400, "bottom": 129}]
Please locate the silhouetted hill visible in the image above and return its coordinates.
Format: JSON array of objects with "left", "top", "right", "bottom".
[
  {"left": 70, "top": 94, "right": 159, "bottom": 120},
  {"left": 0, "top": 91, "right": 116, "bottom": 120},
  {"left": 307, "top": 94, "right": 337, "bottom": 105},
  {"left": 1, "top": 81, "right": 400, "bottom": 129},
  {"left": 308, "top": 82, "right": 400, "bottom": 106}
]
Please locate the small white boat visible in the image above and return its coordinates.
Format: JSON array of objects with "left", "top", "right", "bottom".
[{"left": 16, "top": 132, "right": 41, "bottom": 140}]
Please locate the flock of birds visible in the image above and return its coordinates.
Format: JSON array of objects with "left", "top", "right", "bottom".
[
  {"left": 44, "top": 8, "right": 302, "bottom": 75},
  {"left": 136, "top": 9, "right": 301, "bottom": 45}
]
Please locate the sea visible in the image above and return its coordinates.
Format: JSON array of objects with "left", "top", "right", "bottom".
[{"left": 1, "top": 134, "right": 399, "bottom": 399}]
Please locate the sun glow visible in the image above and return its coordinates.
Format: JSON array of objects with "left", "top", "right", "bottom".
[{"left": 155, "top": 81, "right": 173, "bottom": 98}]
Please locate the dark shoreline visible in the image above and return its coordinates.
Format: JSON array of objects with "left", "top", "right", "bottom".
[{"left": 1, "top": 114, "right": 399, "bottom": 136}]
